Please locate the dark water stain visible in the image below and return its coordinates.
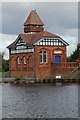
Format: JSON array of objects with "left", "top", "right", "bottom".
[{"left": 1, "top": 83, "right": 78, "bottom": 118}]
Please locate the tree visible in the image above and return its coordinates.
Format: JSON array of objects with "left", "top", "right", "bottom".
[
  {"left": 67, "top": 49, "right": 78, "bottom": 62},
  {"left": 2, "top": 59, "right": 9, "bottom": 72},
  {"left": 0, "top": 53, "right": 2, "bottom": 72},
  {"left": 0, "top": 52, "right": 9, "bottom": 72}
]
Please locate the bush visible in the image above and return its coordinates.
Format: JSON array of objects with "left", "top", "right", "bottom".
[{"left": 14, "top": 76, "right": 21, "bottom": 81}]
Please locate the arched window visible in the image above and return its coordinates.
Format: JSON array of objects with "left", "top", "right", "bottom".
[
  {"left": 40, "top": 51, "right": 43, "bottom": 63},
  {"left": 17, "top": 56, "right": 20, "bottom": 64},
  {"left": 44, "top": 51, "right": 47, "bottom": 63},
  {"left": 23, "top": 56, "right": 26, "bottom": 64}
]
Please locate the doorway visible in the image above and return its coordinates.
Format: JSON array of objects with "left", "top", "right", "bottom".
[{"left": 55, "top": 56, "right": 61, "bottom": 62}]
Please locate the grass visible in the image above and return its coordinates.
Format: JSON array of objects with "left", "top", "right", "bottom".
[
  {"left": 0, "top": 72, "right": 2, "bottom": 77},
  {"left": 0, "top": 71, "right": 10, "bottom": 77}
]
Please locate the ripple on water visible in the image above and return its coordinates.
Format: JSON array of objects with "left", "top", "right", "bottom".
[{"left": 1, "top": 83, "right": 78, "bottom": 118}]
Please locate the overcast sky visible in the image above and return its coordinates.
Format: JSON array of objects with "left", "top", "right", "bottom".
[{"left": 0, "top": 2, "right": 78, "bottom": 59}]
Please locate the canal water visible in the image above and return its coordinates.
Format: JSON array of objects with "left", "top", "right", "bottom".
[{"left": 0, "top": 83, "right": 79, "bottom": 118}]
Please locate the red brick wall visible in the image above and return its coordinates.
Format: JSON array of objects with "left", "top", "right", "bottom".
[
  {"left": 24, "top": 27, "right": 44, "bottom": 33},
  {"left": 10, "top": 53, "right": 34, "bottom": 77},
  {"left": 34, "top": 46, "right": 67, "bottom": 78},
  {"left": 10, "top": 46, "right": 77, "bottom": 79}
]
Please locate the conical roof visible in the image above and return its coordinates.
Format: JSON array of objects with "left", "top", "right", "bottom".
[{"left": 24, "top": 10, "right": 44, "bottom": 26}]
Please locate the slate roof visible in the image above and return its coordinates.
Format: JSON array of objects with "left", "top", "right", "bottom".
[
  {"left": 24, "top": 10, "right": 44, "bottom": 26},
  {"left": 7, "top": 31, "right": 69, "bottom": 48}
]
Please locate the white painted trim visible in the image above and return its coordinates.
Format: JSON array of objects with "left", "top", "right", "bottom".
[
  {"left": 17, "top": 57, "right": 20, "bottom": 64},
  {"left": 54, "top": 50, "right": 62, "bottom": 54},
  {"left": 15, "top": 35, "right": 27, "bottom": 45},
  {"left": 23, "top": 57, "right": 27, "bottom": 64},
  {"left": 11, "top": 48, "right": 34, "bottom": 54},
  {"left": 34, "top": 37, "right": 68, "bottom": 46}
]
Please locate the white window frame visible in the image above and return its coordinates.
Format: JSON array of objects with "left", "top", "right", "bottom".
[
  {"left": 17, "top": 57, "right": 20, "bottom": 64},
  {"left": 23, "top": 56, "right": 26, "bottom": 64}
]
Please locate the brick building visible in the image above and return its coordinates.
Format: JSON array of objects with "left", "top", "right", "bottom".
[
  {"left": 77, "top": 43, "right": 80, "bottom": 58},
  {"left": 7, "top": 10, "right": 78, "bottom": 79}
]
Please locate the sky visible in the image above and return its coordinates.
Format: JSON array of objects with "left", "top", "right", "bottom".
[{"left": 0, "top": 2, "right": 79, "bottom": 59}]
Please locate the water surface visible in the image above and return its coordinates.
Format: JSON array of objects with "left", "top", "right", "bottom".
[{"left": 2, "top": 83, "right": 78, "bottom": 118}]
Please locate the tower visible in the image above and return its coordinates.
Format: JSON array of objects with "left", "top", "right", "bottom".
[{"left": 24, "top": 10, "right": 44, "bottom": 34}]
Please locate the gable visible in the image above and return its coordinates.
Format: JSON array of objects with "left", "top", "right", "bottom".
[
  {"left": 10, "top": 35, "right": 34, "bottom": 54},
  {"left": 14, "top": 35, "right": 27, "bottom": 50},
  {"left": 34, "top": 37, "right": 69, "bottom": 46},
  {"left": 15, "top": 35, "right": 26, "bottom": 46}
]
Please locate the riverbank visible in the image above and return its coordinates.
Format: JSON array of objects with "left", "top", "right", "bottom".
[{"left": 1, "top": 77, "right": 80, "bottom": 85}]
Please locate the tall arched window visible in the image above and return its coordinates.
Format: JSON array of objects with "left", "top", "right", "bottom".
[
  {"left": 40, "top": 51, "right": 43, "bottom": 63},
  {"left": 44, "top": 51, "right": 47, "bottom": 63},
  {"left": 17, "top": 56, "right": 20, "bottom": 64},
  {"left": 23, "top": 56, "right": 26, "bottom": 64}
]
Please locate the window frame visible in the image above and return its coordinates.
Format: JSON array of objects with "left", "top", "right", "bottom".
[
  {"left": 39, "top": 51, "right": 48, "bottom": 64},
  {"left": 40, "top": 51, "right": 43, "bottom": 64},
  {"left": 43, "top": 51, "right": 48, "bottom": 63},
  {"left": 17, "top": 56, "right": 20, "bottom": 64},
  {"left": 23, "top": 56, "right": 27, "bottom": 64}
]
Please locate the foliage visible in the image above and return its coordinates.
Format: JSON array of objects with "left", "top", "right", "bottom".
[
  {"left": 0, "top": 52, "right": 9, "bottom": 72},
  {"left": 4, "top": 71, "right": 10, "bottom": 77},
  {"left": 67, "top": 49, "right": 78, "bottom": 62},
  {"left": 14, "top": 76, "right": 21, "bottom": 81},
  {"left": 0, "top": 53, "right": 2, "bottom": 72},
  {"left": 2, "top": 59, "right": 9, "bottom": 72}
]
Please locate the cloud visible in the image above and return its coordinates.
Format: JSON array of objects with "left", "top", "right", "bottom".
[
  {"left": 1, "top": 0, "right": 79, "bottom": 2},
  {"left": 67, "top": 45, "right": 77, "bottom": 56},
  {"left": 1, "top": 2, "right": 78, "bottom": 59},
  {"left": 2, "top": 2, "right": 78, "bottom": 36},
  {"left": 0, "top": 33, "right": 17, "bottom": 59}
]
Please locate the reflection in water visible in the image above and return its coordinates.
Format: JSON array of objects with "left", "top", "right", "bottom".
[{"left": 2, "top": 83, "right": 78, "bottom": 118}]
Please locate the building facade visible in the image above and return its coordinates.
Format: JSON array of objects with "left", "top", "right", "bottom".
[
  {"left": 77, "top": 43, "right": 80, "bottom": 58},
  {"left": 7, "top": 10, "right": 78, "bottom": 78}
]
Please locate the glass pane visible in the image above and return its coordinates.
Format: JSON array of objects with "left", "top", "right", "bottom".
[
  {"left": 44, "top": 51, "right": 47, "bottom": 63},
  {"left": 40, "top": 51, "right": 43, "bottom": 63}
]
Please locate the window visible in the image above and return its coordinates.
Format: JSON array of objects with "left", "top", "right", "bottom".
[
  {"left": 40, "top": 51, "right": 43, "bottom": 63},
  {"left": 23, "top": 57, "right": 26, "bottom": 64},
  {"left": 40, "top": 51, "right": 48, "bottom": 64},
  {"left": 44, "top": 51, "right": 47, "bottom": 63},
  {"left": 17, "top": 57, "right": 20, "bottom": 64}
]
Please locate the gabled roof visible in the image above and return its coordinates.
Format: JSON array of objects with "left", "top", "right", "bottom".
[
  {"left": 7, "top": 31, "right": 69, "bottom": 48},
  {"left": 24, "top": 10, "right": 44, "bottom": 26},
  {"left": 7, "top": 41, "right": 16, "bottom": 49}
]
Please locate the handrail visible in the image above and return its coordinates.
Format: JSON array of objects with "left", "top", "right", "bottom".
[{"left": 51, "top": 62, "right": 78, "bottom": 68}]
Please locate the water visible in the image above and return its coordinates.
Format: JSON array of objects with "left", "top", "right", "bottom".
[{"left": 1, "top": 83, "right": 79, "bottom": 118}]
